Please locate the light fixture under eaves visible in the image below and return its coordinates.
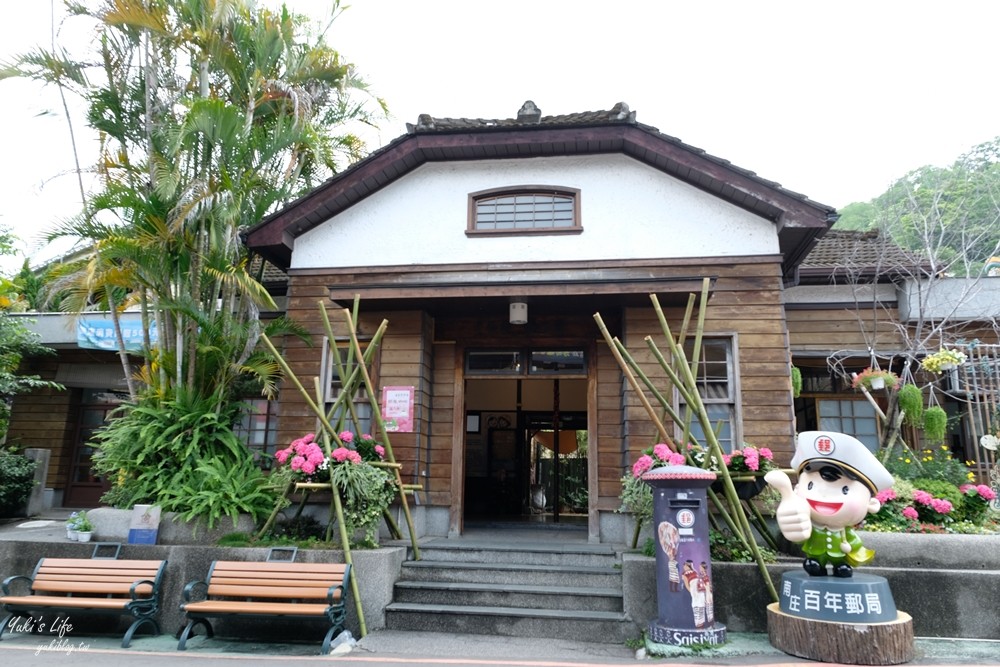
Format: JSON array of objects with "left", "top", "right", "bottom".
[{"left": 509, "top": 301, "right": 528, "bottom": 325}]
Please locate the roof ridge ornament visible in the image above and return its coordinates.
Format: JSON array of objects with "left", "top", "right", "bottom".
[
  {"left": 516, "top": 100, "right": 542, "bottom": 124},
  {"left": 610, "top": 102, "right": 635, "bottom": 122}
]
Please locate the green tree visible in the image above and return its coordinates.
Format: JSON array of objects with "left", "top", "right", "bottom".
[{"left": 1, "top": 0, "right": 385, "bottom": 517}]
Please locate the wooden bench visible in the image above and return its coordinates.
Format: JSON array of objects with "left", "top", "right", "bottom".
[
  {"left": 0, "top": 557, "right": 167, "bottom": 648},
  {"left": 177, "top": 560, "right": 351, "bottom": 653}
]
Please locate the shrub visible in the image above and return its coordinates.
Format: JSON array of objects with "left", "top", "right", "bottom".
[
  {"left": 885, "top": 444, "right": 972, "bottom": 486},
  {"left": 93, "top": 390, "right": 277, "bottom": 528},
  {"left": 957, "top": 484, "right": 998, "bottom": 525},
  {"left": 0, "top": 449, "right": 36, "bottom": 515},
  {"left": 910, "top": 477, "right": 964, "bottom": 524}
]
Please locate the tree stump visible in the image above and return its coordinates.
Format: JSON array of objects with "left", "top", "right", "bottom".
[{"left": 767, "top": 603, "right": 914, "bottom": 665}]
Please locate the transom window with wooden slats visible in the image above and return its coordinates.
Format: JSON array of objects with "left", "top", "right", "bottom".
[{"left": 468, "top": 186, "right": 581, "bottom": 234}]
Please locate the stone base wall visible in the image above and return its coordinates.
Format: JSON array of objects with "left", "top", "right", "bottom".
[{"left": 623, "top": 532, "right": 1000, "bottom": 640}]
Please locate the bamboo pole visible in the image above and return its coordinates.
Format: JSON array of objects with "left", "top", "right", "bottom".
[
  {"left": 338, "top": 307, "right": 422, "bottom": 561},
  {"left": 595, "top": 284, "right": 778, "bottom": 602}
]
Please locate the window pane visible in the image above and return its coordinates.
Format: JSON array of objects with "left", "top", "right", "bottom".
[
  {"left": 474, "top": 191, "right": 576, "bottom": 230},
  {"left": 682, "top": 404, "right": 735, "bottom": 453},
  {"left": 529, "top": 350, "right": 585, "bottom": 374},
  {"left": 468, "top": 351, "right": 522, "bottom": 373},
  {"left": 817, "top": 399, "right": 879, "bottom": 452}
]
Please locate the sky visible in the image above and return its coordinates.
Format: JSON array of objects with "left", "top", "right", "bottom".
[{"left": 2, "top": 0, "right": 999, "bottom": 274}]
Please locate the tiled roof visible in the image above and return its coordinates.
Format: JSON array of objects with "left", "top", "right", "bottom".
[
  {"left": 406, "top": 101, "right": 827, "bottom": 213},
  {"left": 406, "top": 100, "right": 637, "bottom": 132},
  {"left": 246, "top": 101, "right": 837, "bottom": 281},
  {"left": 800, "top": 229, "right": 930, "bottom": 279}
]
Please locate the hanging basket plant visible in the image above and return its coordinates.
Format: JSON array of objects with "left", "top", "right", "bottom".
[
  {"left": 923, "top": 406, "right": 949, "bottom": 443},
  {"left": 896, "top": 383, "right": 924, "bottom": 427},
  {"left": 921, "top": 348, "right": 967, "bottom": 374},
  {"left": 851, "top": 367, "right": 899, "bottom": 392},
  {"left": 791, "top": 366, "right": 802, "bottom": 398}
]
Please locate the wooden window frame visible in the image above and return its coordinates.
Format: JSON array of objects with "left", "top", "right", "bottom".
[
  {"left": 467, "top": 185, "right": 582, "bottom": 236},
  {"left": 676, "top": 335, "right": 743, "bottom": 453}
]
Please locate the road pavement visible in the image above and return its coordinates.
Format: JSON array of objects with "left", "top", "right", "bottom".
[{"left": 0, "top": 627, "right": 998, "bottom": 667}]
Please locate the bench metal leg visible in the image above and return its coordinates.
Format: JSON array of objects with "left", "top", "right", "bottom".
[
  {"left": 176, "top": 618, "right": 213, "bottom": 650},
  {"left": 122, "top": 617, "right": 160, "bottom": 648},
  {"left": 0, "top": 612, "right": 14, "bottom": 641}
]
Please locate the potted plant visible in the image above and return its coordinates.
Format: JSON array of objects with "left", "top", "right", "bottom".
[
  {"left": 851, "top": 367, "right": 899, "bottom": 392},
  {"left": 69, "top": 511, "right": 94, "bottom": 542},
  {"left": 921, "top": 348, "right": 967, "bottom": 374}
]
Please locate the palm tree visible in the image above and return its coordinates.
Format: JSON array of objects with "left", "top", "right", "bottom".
[{"left": 25, "top": 0, "right": 385, "bottom": 404}]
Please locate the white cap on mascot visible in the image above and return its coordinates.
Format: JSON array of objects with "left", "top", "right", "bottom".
[{"left": 791, "top": 431, "right": 894, "bottom": 494}]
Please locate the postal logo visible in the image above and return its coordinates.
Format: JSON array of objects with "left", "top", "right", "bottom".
[
  {"left": 814, "top": 435, "right": 835, "bottom": 456},
  {"left": 676, "top": 508, "right": 696, "bottom": 528}
]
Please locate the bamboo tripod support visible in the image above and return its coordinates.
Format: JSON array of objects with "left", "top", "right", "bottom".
[
  {"left": 256, "top": 298, "right": 424, "bottom": 636},
  {"left": 594, "top": 278, "right": 778, "bottom": 602}
]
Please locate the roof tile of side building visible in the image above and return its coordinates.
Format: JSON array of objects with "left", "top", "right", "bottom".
[{"left": 797, "top": 229, "right": 931, "bottom": 281}]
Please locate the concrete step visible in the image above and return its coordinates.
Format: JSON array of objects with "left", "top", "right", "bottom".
[
  {"left": 393, "top": 580, "right": 624, "bottom": 612},
  {"left": 384, "top": 602, "right": 637, "bottom": 644},
  {"left": 409, "top": 541, "right": 621, "bottom": 568},
  {"left": 399, "top": 560, "right": 622, "bottom": 587}
]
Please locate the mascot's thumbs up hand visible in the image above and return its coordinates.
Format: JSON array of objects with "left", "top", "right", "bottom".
[{"left": 764, "top": 469, "right": 813, "bottom": 543}]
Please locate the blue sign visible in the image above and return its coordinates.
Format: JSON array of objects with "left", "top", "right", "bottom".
[{"left": 77, "top": 315, "right": 157, "bottom": 352}]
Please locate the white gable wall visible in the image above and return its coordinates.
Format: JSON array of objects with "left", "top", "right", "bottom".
[{"left": 292, "top": 154, "right": 779, "bottom": 270}]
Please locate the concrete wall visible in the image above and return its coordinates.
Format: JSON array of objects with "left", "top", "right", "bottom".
[
  {"left": 0, "top": 540, "right": 404, "bottom": 644},
  {"left": 622, "top": 532, "right": 1000, "bottom": 640}
]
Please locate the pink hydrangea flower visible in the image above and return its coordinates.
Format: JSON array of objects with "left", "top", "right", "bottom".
[
  {"left": 721, "top": 454, "right": 732, "bottom": 467},
  {"left": 902, "top": 506, "right": 919, "bottom": 520},
  {"left": 743, "top": 450, "right": 760, "bottom": 471},
  {"left": 652, "top": 443, "right": 671, "bottom": 461},
  {"left": 361, "top": 434, "right": 373, "bottom": 441},
  {"left": 758, "top": 447, "right": 774, "bottom": 461},
  {"left": 347, "top": 451, "right": 362, "bottom": 464},
  {"left": 912, "top": 490, "right": 933, "bottom": 505},
  {"left": 301, "top": 460, "right": 316, "bottom": 475},
  {"left": 338, "top": 431, "right": 354, "bottom": 444},
  {"left": 332, "top": 447, "right": 352, "bottom": 463},
  {"left": 275, "top": 448, "right": 291, "bottom": 464},
  {"left": 667, "top": 452, "right": 686, "bottom": 466},
  {"left": 632, "top": 455, "right": 654, "bottom": 477},
  {"left": 290, "top": 455, "right": 305, "bottom": 471},
  {"left": 875, "top": 488, "right": 897, "bottom": 504},
  {"left": 976, "top": 484, "right": 997, "bottom": 501},
  {"left": 929, "top": 498, "right": 953, "bottom": 514},
  {"left": 374, "top": 445, "right": 386, "bottom": 459}
]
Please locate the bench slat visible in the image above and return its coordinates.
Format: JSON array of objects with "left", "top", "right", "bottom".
[
  {"left": 206, "top": 584, "right": 341, "bottom": 600},
  {"left": 204, "top": 570, "right": 345, "bottom": 583},
  {"left": 31, "top": 581, "right": 154, "bottom": 596},
  {"left": 38, "top": 558, "right": 161, "bottom": 572},
  {"left": 35, "top": 574, "right": 158, "bottom": 584},
  {"left": 208, "top": 562, "right": 347, "bottom": 575},
  {"left": 183, "top": 599, "right": 329, "bottom": 616},
  {"left": 2, "top": 595, "right": 133, "bottom": 610},
  {"left": 208, "top": 576, "right": 342, "bottom": 587}
]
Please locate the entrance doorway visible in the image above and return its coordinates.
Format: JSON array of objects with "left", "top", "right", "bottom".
[
  {"left": 463, "top": 377, "right": 587, "bottom": 524},
  {"left": 64, "top": 388, "right": 124, "bottom": 507}
]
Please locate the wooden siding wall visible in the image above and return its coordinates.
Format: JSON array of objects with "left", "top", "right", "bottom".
[
  {"left": 786, "top": 305, "right": 907, "bottom": 355},
  {"left": 288, "top": 259, "right": 795, "bottom": 514},
  {"left": 598, "top": 261, "right": 796, "bottom": 507},
  {"left": 594, "top": 337, "right": 626, "bottom": 511},
  {"left": 280, "top": 275, "right": 432, "bottom": 502}
]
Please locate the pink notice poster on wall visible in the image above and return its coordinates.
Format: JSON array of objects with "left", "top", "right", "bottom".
[{"left": 381, "top": 386, "right": 415, "bottom": 432}]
